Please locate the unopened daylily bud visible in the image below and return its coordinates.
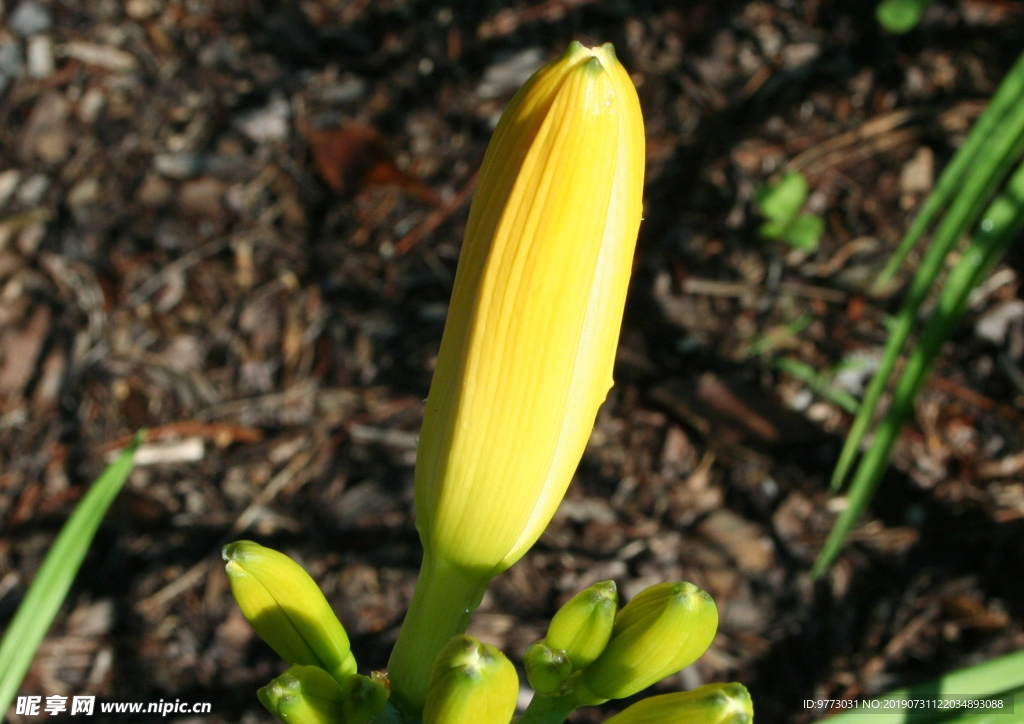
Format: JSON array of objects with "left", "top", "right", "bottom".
[
  {"left": 258, "top": 665, "right": 343, "bottom": 724},
  {"left": 339, "top": 672, "right": 390, "bottom": 724},
  {"left": 578, "top": 582, "right": 718, "bottom": 703},
  {"left": 389, "top": 40, "right": 644, "bottom": 710},
  {"left": 224, "top": 541, "right": 356, "bottom": 683},
  {"left": 422, "top": 635, "right": 519, "bottom": 724},
  {"left": 603, "top": 683, "right": 754, "bottom": 724},
  {"left": 523, "top": 641, "right": 572, "bottom": 695},
  {"left": 546, "top": 580, "right": 617, "bottom": 669}
]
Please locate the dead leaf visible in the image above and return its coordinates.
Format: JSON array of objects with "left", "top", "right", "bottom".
[{"left": 305, "top": 123, "right": 438, "bottom": 203}]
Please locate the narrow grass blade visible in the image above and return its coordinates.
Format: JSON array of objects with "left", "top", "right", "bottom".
[
  {"left": 875, "top": 50, "right": 1024, "bottom": 289},
  {"left": 774, "top": 357, "right": 860, "bottom": 414},
  {"left": 821, "top": 649, "right": 1024, "bottom": 724},
  {"left": 814, "top": 161, "right": 1024, "bottom": 577},
  {"left": 831, "top": 94, "right": 1024, "bottom": 491},
  {"left": 0, "top": 434, "right": 142, "bottom": 716}
]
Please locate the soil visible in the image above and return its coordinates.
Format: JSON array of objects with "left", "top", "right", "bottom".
[{"left": 2, "top": 1, "right": 1024, "bottom": 723}]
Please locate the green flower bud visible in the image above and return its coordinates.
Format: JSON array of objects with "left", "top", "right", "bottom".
[
  {"left": 258, "top": 665, "right": 344, "bottom": 724},
  {"left": 578, "top": 582, "right": 718, "bottom": 702},
  {"left": 545, "top": 580, "right": 617, "bottom": 669},
  {"left": 339, "top": 672, "right": 390, "bottom": 724},
  {"left": 603, "top": 683, "right": 753, "bottom": 724},
  {"left": 224, "top": 541, "right": 357, "bottom": 683},
  {"left": 423, "top": 635, "right": 519, "bottom": 724},
  {"left": 523, "top": 641, "right": 572, "bottom": 695}
]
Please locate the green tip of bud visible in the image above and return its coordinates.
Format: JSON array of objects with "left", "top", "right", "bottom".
[
  {"left": 423, "top": 635, "right": 519, "bottom": 724},
  {"left": 600, "top": 42, "right": 617, "bottom": 62},
  {"left": 223, "top": 540, "right": 357, "bottom": 684},
  {"left": 546, "top": 580, "right": 618, "bottom": 670},
  {"left": 258, "top": 665, "right": 345, "bottom": 724},
  {"left": 578, "top": 582, "right": 719, "bottom": 703},
  {"left": 523, "top": 641, "right": 573, "bottom": 695},
  {"left": 602, "top": 683, "right": 753, "bottom": 724},
  {"left": 583, "top": 55, "right": 605, "bottom": 75}
]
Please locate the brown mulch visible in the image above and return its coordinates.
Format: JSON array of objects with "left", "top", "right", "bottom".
[{"left": 2, "top": 1, "right": 1024, "bottom": 722}]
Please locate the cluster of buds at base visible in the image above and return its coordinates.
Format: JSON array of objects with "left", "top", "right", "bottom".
[
  {"left": 520, "top": 581, "right": 720, "bottom": 724},
  {"left": 423, "top": 635, "right": 518, "bottom": 724},
  {"left": 604, "top": 683, "right": 754, "bottom": 724},
  {"left": 576, "top": 582, "right": 719, "bottom": 703}
]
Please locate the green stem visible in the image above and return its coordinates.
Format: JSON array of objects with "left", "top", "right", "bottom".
[
  {"left": 386, "top": 553, "right": 488, "bottom": 715},
  {"left": 519, "top": 693, "right": 582, "bottom": 724}
]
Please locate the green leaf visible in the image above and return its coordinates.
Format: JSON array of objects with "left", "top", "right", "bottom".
[
  {"left": 755, "top": 172, "right": 809, "bottom": 225},
  {"left": 0, "top": 433, "right": 143, "bottom": 716},
  {"left": 876, "top": 0, "right": 936, "bottom": 33},
  {"left": 785, "top": 213, "right": 824, "bottom": 250}
]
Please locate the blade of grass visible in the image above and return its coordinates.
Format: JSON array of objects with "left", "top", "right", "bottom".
[
  {"left": 814, "top": 160, "right": 1024, "bottom": 577},
  {"left": 822, "top": 649, "right": 1024, "bottom": 724},
  {"left": 874, "top": 50, "right": 1024, "bottom": 289},
  {"left": 0, "top": 434, "right": 143, "bottom": 717},
  {"left": 774, "top": 357, "right": 861, "bottom": 414},
  {"left": 830, "top": 94, "right": 1024, "bottom": 491}
]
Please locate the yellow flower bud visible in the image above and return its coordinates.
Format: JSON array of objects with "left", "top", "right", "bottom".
[
  {"left": 258, "top": 665, "right": 344, "bottom": 724},
  {"left": 223, "top": 541, "right": 356, "bottom": 683},
  {"left": 603, "top": 683, "right": 754, "bottom": 724},
  {"left": 523, "top": 641, "right": 572, "bottom": 695},
  {"left": 546, "top": 580, "right": 618, "bottom": 669},
  {"left": 388, "top": 40, "right": 644, "bottom": 711},
  {"left": 418, "top": 39, "right": 643, "bottom": 579},
  {"left": 578, "top": 582, "right": 718, "bottom": 703},
  {"left": 422, "top": 635, "right": 519, "bottom": 724}
]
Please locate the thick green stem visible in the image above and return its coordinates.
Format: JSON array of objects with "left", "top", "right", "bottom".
[
  {"left": 386, "top": 553, "right": 488, "bottom": 715},
  {"left": 519, "top": 692, "right": 583, "bottom": 724}
]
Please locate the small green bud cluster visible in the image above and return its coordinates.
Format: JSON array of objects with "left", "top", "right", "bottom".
[
  {"left": 223, "top": 541, "right": 392, "bottom": 724},
  {"left": 224, "top": 540, "right": 746, "bottom": 724},
  {"left": 521, "top": 579, "right": 724, "bottom": 721}
]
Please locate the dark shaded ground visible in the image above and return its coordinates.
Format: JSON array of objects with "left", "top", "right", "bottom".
[{"left": 2, "top": 1, "right": 1024, "bottom": 722}]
